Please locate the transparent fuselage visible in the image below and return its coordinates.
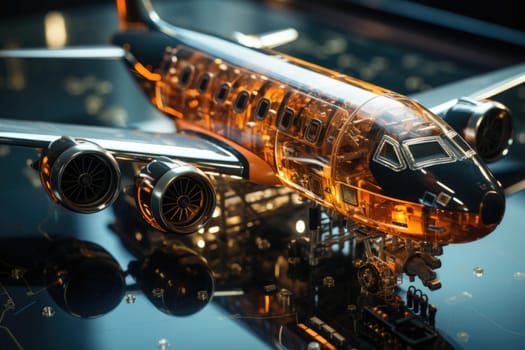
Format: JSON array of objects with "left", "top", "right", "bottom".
[{"left": 150, "top": 41, "right": 504, "bottom": 244}]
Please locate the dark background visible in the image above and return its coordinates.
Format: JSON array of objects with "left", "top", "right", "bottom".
[{"left": 2, "top": 0, "right": 523, "bottom": 32}]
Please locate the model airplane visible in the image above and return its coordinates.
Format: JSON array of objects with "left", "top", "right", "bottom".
[{"left": 0, "top": 0, "right": 524, "bottom": 290}]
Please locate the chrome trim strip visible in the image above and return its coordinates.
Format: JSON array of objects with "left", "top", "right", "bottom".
[
  {"left": 0, "top": 119, "right": 244, "bottom": 177},
  {"left": 0, "top": 47, "right": 126, "bottom": 59}
]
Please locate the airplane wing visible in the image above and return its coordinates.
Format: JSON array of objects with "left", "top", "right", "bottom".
[
  {"left": 0, "top": 116, "right": 246, "bottom": 235},
  {"left": 0, "top": 46, "right": 127, "bottom": 60},
  {"left": 0, "top": 47, "right": 244, "bottom": 176},
  {"left": 407, "top": 62, "right": 525, "bottom": 167},
  {"left": 0, "top": 118, "right": 244, "bottom": 176},
  {"left": 410, "top": 61, "right": 525, "bottom": 115},
  {"left": 410, "top": 62, "right": 525, "bottom": 195},
  {"left": 0, "top": 44, "right": 257, "bottom": 236}
]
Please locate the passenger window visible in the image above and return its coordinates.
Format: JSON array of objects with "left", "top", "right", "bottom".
[
  {"left": 305, "top": 119, "right": 323, "bottom": 143},
  {"left": 214, "top": 83, "right": 230, "bottom": 103},
  {"left": 197, "top": 73, "right": 212, "bottom": 93},
  {"left": 373, "top": 136, "right": 405, "bottom": 171},
  {"left": 255, "top": 98, "right": 270, "bottom": 120},
  {"left": 234, "top": 90, "right": 250, "bottom": 113},
  {"left": 279, "top": 107, "right": 295, "bottom": 130},
  {"left": 179, "top": 65, "right": 194, "bottom": 87}
]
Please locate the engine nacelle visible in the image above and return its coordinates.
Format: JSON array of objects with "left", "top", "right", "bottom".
[
  {"left": 39, "top": 137, "right": 121, "bottom": 213},
  {"left": 443, "top": 98, "right": 513, "bottom": 162},
  {"left": 135, "top": 157, "right": 216, "bottom": 234}
]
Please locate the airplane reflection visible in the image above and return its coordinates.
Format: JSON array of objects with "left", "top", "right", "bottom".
[
  {"left": 0, "top": 172, "right": 457, "bottom": 349},
  {"left": 0, "top": 237, "right": 213, "bottom": 319}
]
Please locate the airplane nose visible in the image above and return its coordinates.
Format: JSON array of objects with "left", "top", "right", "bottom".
[{"left": 480, "top": 191, "right": 505, "bottom": 225}]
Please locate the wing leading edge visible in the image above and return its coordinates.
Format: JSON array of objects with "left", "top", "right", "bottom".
[
  {"left": 0, "top": 118, "right": 245, "bottom": 177},
  {"left": 411, "top": 61, "right": 525, "bottom": 115}
]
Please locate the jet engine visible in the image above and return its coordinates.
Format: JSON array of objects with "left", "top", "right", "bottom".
[
  {"left": 444, "top": 98, "right": 513, "bottom": 162},
  {"left": 135, "top": 157, "right": 216, "bottom": 234},
  {"left": 39, "top": 137, "right": 121, "bottom": 213}
]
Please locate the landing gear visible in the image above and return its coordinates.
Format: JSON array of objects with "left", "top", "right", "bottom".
[
  {"left": 357, "top": 258, "right": 396, "bottom": 295},
  {"left": 290, "top": 204, "right": 444, "bottom": 298},
  {"left": 357, "top": 261, "right": 389, "bottom": 294},
  {"left": 348, "top": 222, "right": 443, "bottom": 297}
]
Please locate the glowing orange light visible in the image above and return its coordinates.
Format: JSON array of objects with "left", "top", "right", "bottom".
[
  {"left": 296, "top": 323, "right": 336, "bottom": 350},
  {"left": 133, "top": 62, "right": 161, "bottom": 82},
  {"left": 188, "top": 99, "right": 199, "bottom": 109},
  {"left": 116, "top": 0, "right": 148, "bottom": 30}
]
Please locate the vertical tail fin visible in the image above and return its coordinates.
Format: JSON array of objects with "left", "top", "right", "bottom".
[{"left": 115, "top": 0, "right": 149, "bottom": 30}]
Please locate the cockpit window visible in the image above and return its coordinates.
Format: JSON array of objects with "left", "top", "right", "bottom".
[
  {"left": 402, "top": 136, "right": 455, "bottom": 169},
  {"left": 451, "top": 133, "right": 475, "bottom": 157},
  {"left": 373, "top": 136, "right": 406, "bottom": 171}
]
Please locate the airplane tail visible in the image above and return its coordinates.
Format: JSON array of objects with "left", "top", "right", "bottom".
[{"left": 115, "top": 0, "right": 150, "bottom": 30}]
